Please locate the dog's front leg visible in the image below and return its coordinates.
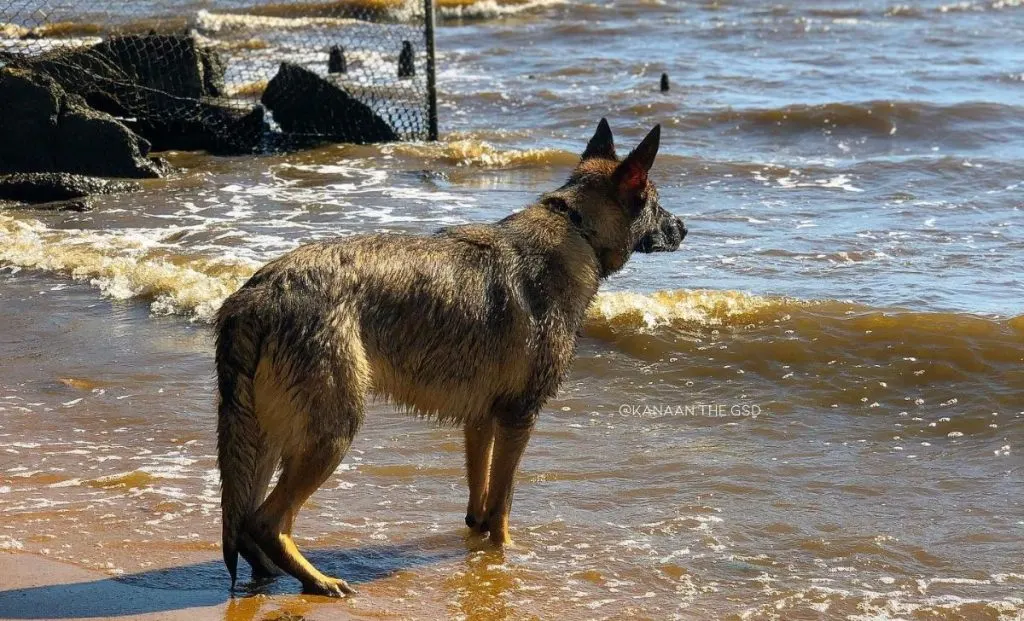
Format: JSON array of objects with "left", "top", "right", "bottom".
[
  {"left": 464, "top": 419, "right": 495, "bottom": 533},
  {"left": 482, "top": 419, "right": 535, "bottom": 545}
]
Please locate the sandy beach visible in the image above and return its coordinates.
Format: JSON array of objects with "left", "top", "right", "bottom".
[{"left": 0, "top": 552, "right": 235, "bottom": 621}]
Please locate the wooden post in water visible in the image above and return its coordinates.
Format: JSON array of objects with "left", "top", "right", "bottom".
[
  {"left": 329, "top": 45, "right": 347, "bottom": 74},
  {"left": 399, "top": 41, "right": 416, "bottom": 78}
]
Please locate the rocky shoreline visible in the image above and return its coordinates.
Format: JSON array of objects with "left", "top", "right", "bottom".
[{"left": 0, "top": 33, "right": 398, "bottom": 208}]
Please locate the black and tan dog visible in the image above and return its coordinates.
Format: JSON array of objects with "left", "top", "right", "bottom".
[{"left": 216, "top": 119, "right": 686, "bottom": 596}]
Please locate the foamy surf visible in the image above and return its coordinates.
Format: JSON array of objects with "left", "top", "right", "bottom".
[
  {"left": 0, "top": 215, "right": 257, "bottom": 322},
  {"left": 586, "top": 289, "right": 819, "bottom": 331},
  {"left": 383, "top": 139, "right": 575, "bottom": 168},
  {"left": 191, "top": 0, "right": 563, "bottom": 32},
  {"left": 193, "top": 9, "right": 363, "bottom": 34},
  {"left": 437, "top": 0, "right": 567, "bottom": 19},
  {"left": 2, "top": 213, "right": 1021, "bottom": 371},
  {"left": 2, "top": 214, "right": 799, "bottom": 328}
]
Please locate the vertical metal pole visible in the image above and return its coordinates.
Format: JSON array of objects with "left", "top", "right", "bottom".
[{"left": 424, "top": 0, "right": 439, "bottom": 141}]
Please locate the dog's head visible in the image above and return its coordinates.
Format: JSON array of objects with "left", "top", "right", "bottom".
[{"left": 541, "top": 118, "right": 686, "bottom": 277}]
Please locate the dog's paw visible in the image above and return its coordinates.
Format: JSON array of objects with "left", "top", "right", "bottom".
[
  {"left": 303, "top": 577, "right": 356, "bottom": 598},
  {"left": 488, "top": 529, "right": 513, "bottom": 547},
  {"left": 465, "top": 513, "right": 490, "bottom": 534}
]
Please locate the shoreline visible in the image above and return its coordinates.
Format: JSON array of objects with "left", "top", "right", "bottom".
[
  {"left": 0, "top": 552, "right": 374, "bottom": 621},
  {"left": 0, "top": 551, "right": 230, "bottom": 620}
]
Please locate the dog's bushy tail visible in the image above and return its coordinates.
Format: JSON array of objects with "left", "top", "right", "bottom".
[{"left": 215, "top": 304, "right": 264, "bottom": 590}]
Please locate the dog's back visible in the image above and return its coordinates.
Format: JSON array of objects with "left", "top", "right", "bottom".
[{"left": 220, "top": 215, "right": 595, "bottom": 419}]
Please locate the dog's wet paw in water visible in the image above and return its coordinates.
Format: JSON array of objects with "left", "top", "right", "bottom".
[
  {"left": 489, "top": 528, "right": 513, "bottom": 547},
  {"left": 465, "top": 512, "right": 489, "bottom": 534},
  {"left": 302, "top": 577, "right": 356, "bottom": 598},
  {"left": 467, "top": 509, "right": 514, "bottom": 546}
]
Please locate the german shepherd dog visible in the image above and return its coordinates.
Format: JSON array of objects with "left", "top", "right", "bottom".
[{"left": 216, "top": 119, "right": 686, "bottom": 596}]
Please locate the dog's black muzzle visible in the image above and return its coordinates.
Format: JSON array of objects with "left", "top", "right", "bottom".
[{"left": 635, "top": 215, "right": 687, "bottom": 253}]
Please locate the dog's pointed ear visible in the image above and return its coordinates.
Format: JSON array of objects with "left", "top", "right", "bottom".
[
  {"left": 614, "top": 124, "right": 660, "bottom": 196},
  {"left": 581, "top": 118, "right": 616, "bottom": 161}
]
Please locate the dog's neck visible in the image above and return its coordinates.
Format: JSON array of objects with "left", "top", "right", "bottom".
[
  {"left": 499, "top": 205, "right": 603, "bottom": 330},
  {"left": 536, "top": 201, "right": 632, "bottom": 280}
]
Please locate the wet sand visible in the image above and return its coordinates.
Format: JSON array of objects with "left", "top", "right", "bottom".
[
  {"left": 0, "top": 550, "right": 460, "bottom": 620},
  {"left": 0, "top": 552, "right": 231, "bottom": 621},
  {"left": 0, "top": 532, "right": 593, "bottom": 621}
]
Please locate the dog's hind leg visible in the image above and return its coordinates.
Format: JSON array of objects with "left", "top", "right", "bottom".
[
  {"left": 238, "top": 531, "right": 280, "bottom": 581},
  {"left": 248, "top": 319, "right": 368, "bottom": 597},
  {"left": 464, "top": 419, "right": 495, "bottom": 533},
  {"left": 482, "top": 417, "right": 536, "bottom": 546},
  {"left": 250, "top": 435, "right": 356, "bottom": 596},
  {"left": 237, "top": 447, "right": 283, "bottom": 580}
]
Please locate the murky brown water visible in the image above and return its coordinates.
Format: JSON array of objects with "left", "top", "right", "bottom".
[{"left": 2, "top": 0, "right": 1023, "bottom": 619}]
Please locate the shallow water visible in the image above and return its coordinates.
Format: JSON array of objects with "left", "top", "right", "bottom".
[{"left": 1, "top": 0, "right": 1023, "bottom": 619}]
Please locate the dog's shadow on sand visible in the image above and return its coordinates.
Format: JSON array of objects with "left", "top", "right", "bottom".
[{"left": 0, "top": 535, "right": 473, "bottom": 619}]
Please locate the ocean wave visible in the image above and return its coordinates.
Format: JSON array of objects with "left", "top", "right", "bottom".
[
  {"left": 883, "top": 4, "right": 927, "bottom": 18},
  {"left": 804, "top": 7, "right": 868, "bottom": 18},
  {"left": 0, "top": 17, "right": 189, "bottom": 40},
  {"left": 738, "top": 583, "right": 1023, "bottom": 621},
  {"left": 193, "top": 9, "right": 362, "bottom": 33},
  {"left": 0, "top": 215, "right": 257, "bottom": 323},
  {"left": 382, "top": 139, "right": 576, "bottom": 168},
  {"left": 3, "top": 214, "right": 1022, "bottom": 390},
  {"left": 585, "top": 289, "right": 827, "bottom": 330},
  {"left": 693, "top": 101, "right": 1024, "bottom": 138},
  {"left": 586, "top": 288, "right": 1022, "bottom": 342},
  {"left": 437, "top": 0, "right": 567, "bottom": 19},
  {"left": 583, "top": 288, "right": 1023, "bottom": 394},
  {"left": 749, "top": 1, "right": 1020, "bottom": 20},
  {"left": 195, "top": 0, "right": 563, "bottom": 30},
  {"left": 312, "top": 138, "right": 1024, "bottom": 182},
  {"left": 0, "top": 21, "right": 108, "bottom": 39},
  {"left": 206, "top": 0, "right": 414, "bottom": 23},
  {"left": 0, "top": 23, "right": 28, "bottom": 39},
  {"left": 4, "top": 0, "right": 563, "bottom": 41},
  {"left": 938, "top": 0, "right": 1023, "bottom": 12}
]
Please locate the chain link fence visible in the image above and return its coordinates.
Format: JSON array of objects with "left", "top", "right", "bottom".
[{"left": 0, "top": 0, "right": 438, "bottom": 156}]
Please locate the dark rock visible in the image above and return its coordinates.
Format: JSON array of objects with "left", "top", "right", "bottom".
[
  {"left": 96, "top": 33, "right": 226, "bottom": 98},
  {"left": 9, "top": 33, "right": 265, "bottom": 154},
  {"left": 0, "top": 68, "right": 164, "bottom": 178},
  {"left": 55, "top": 102, "right": 159, "bottom": 175},
  {"left": 261, "top": 62, "right": 398, "bottom": 144},
  {"left": 123, "top": 94, "right": 267, "bottom": 154},
  {"left": 398, "top": 41, "right": 415, "bottom": 79},
  {"left": 660, "top": 72, "right": 670, "bottom": 93},
  {"left": 0, "top": 172, "right": 140, "bottom": 204},
  {"left": 0, "top": 67, "right": 62, "bottom": 174},
  {"left": 8, "top": 197, "right": 95, "bottom": 212},
  {"left": 328, "top": 45, "right": 347, "bottom": 74},
  {"left": 19, "top": 33, "right": 225, "bottom": 100}
]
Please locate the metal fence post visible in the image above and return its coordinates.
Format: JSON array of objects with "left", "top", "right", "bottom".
[{"left": 424, "top": 0, "right": 439, "bottom": 141}]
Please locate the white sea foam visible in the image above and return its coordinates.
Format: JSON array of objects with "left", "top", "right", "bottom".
[
  {"left": 438, "top": 0, "right": 567, "bottom": 19},
  {"left": 193, "top": 9, "right": 363, "bottom": 34}
]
